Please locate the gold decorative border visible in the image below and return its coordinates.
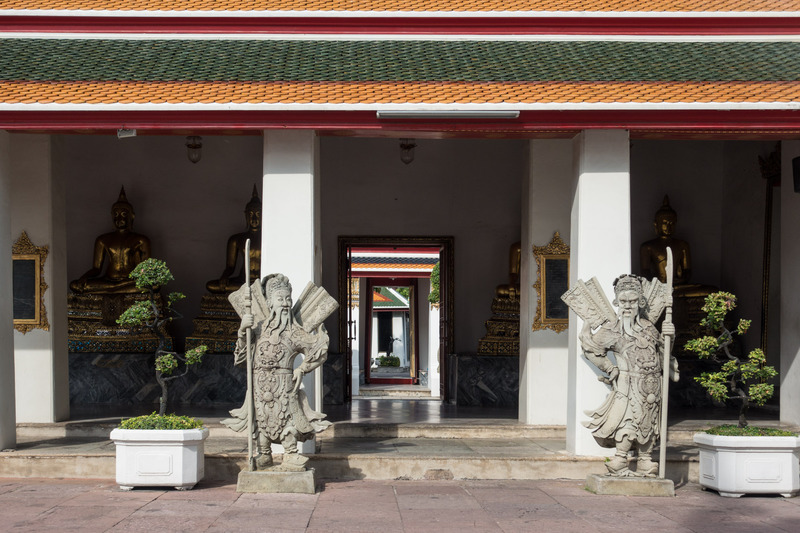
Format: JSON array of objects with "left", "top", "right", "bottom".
[
  {"left": 12, "top": 231, "right": 49, "bottom": 334},
  {"left": 532, "top": 231, "right": 569, "bottom": 334}
]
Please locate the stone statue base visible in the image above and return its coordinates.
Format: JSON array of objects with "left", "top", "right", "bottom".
[
  {"left": 68, "top": 293, "right": 171, "bottom": 353},
  {"left": 477, "top": 296, "right": 520, "bottom": 356},
  {"left": 586, "top": 474, "right": 675, "bottom": 497},
  {"left": 236, "top": 468, "right": 316, "bottom": 494},
  {"left": 185, "top": 294, "right": 240, "bottom": 353}
]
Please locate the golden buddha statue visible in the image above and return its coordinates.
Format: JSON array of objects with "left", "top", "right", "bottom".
[
  {"left": 495, "top": 241, "right": 521, "bottom": 299},
  {"left": 640, "top": 196, "right": 691, "bottom": 286},
  {"left": 69, "top": 187, "right": 151, "bottom": 294},
  {"left": 206, "top": 186, "right": 262, "bottom": 294}
]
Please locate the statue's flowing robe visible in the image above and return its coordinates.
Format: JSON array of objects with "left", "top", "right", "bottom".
[
  {"left": 582, "top": 318, "right": 663, "bottom": 448},
  {"left": 223, "top": 321, "right": 330, "bottom": 441}
]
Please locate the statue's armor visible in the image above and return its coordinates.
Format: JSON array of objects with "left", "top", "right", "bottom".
[
  {"left": 252, "top": 328, "right": 317, "bottom": 441},
  {"left": 583, "top": 319, "right": 663, "bottom": 447}
]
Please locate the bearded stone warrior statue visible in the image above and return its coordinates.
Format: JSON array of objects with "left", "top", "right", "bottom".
[
  {"left": 563, "top": 274, "right": 679, "bottom": 477},
  {"left": 224, "top": 273, "right": 336, "bottom": 471}
]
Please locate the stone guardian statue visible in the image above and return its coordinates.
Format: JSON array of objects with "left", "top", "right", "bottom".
[
  {"left": 224, "top": 272, "right": 338, "bottom": 472},
  {"left": 562, "top": 272, "right": 679, "bottom": 477}
]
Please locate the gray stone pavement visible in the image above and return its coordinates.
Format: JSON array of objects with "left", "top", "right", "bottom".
[{"left": 1, "top": 477, "right": 799, "bottom": 533}]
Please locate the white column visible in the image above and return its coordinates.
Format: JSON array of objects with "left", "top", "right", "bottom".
[
  {"left": 11, "top": 134, "right": 69, "bottom": 423},
  {"left": 262, "top": 130, "right": 321, "bottom": 453},
  {"left": 428, "top": 303, "right": 441, "bottom": 398},
  {"left": 519, "top": 139, "right": 573, "bottom": 425},
  {"left": 780, "top": 141, "right": 800, "bottom": 425},
  {"left": 567, "top": 130, "right": 631, "bottom": 456},
  {"left": 0, "top": 131, "right": 16, "bottom": 449}
]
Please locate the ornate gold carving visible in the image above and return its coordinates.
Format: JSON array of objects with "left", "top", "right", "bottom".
[
  {"left": 532, "top": 231, "right": 570, "bottom": 334},
  {"left": 12, "top": 231, "right": 49, "bottom": 334}
]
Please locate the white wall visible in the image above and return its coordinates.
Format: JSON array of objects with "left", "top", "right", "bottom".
[
  {"left": 320, "top": 137, "right": 526, "bottom": 353},
  {"left": 780, "top": 141, "right": 800, "bottom": 425},
  {"left": 0, "top": 131, "right": 16, "bottom": 448},
  {"left": 520, "top": 139, "right": 573, "bottom": 425},
  {"left": 11, "top": 135, "right": 69, "bottom": 423}
]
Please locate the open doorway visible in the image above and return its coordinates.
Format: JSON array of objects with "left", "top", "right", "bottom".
[
  {"left": 338, "top": 237, "right": 454, "bottom": 402},
  {"left": 366, "top": 277, "right": 419, "bottom": 385}
]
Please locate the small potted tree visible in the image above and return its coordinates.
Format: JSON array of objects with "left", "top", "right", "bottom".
[
  {"left": 685, "top": 291, "right": 799, "bottom": 497},
  {"left": 109, "top": 258, "right": 209, "bottom": 490}
]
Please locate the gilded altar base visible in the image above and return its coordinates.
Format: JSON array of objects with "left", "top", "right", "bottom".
[
  {"left": 67, "top": 293, "right": 172, "bottom": 353},
  {"left": 477, "top": 296, "right": 520, "bottom": 356},
  {"left": 185, "top": 293, "right": 240, "bottom": 353}
]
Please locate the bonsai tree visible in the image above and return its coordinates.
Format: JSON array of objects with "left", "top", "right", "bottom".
[
  {"left": 684, "top": 291, "right": 777, "bottom": 428},
  {"left": 116, "top": 258, "right": 207, "bottom": 416}
]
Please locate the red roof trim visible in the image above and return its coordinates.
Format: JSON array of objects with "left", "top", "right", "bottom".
[
  {"left": 4, "top": 109, "right": 800, "bottom": 135},
  {"left": 3, "top": 15, "right": 800, "bottom": 35}
]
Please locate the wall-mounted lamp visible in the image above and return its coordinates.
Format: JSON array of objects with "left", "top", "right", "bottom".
[
  {"left": 117, "top": 128, "right": 136, "bottom": 139},
  {"left": 186, "top": 136, "right": 202, "bottom": 164},
  {"left": 400, "top": 138, "right": 416, "bottom": 165}
]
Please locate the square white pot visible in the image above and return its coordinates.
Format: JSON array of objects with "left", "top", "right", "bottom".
[
  {"left": 110, "top": 428, "right": 209, "bottom": 490},
  {"left": 694, "top": 433, "right": 800, "bottom": 497}
]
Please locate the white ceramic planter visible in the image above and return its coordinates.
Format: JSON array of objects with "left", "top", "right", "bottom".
[
  {"left": 694, "top": 432, "right": 800, "bottom": 497},
  {"left": 110, "top": 428, "right": 209, "bottom": 490}
]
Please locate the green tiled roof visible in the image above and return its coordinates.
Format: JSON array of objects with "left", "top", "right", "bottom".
[{"left": 1, "top": 39, "right": 799, "bottom": 82}]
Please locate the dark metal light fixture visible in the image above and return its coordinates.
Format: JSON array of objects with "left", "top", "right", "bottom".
[
  {"left": 400, "top": 138, "right": 416, "bottom": 165},
  {"left": 186, "top": 136, "right": 202, "bottom": 164}
]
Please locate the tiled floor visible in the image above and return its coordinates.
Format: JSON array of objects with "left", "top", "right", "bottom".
[{"left": 1, "top": 477, "right": 799, "bottom": 533}]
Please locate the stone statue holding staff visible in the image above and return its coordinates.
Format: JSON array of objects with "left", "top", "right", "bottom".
[
  {"left": 224, "top": 268, "right": 338, "bottom": 472},
  {"left": 562, "top": 261, "right": 679, "bottom": 478}
]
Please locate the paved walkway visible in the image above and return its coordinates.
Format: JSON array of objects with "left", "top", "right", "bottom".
[{"left": 1, "top": 477, "right": 798, "bottom": 532}]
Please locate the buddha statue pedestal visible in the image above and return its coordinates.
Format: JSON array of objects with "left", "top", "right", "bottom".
[
  {"left": 67, "top": 293, "right": 172, "bottom": 353},
  {"left": 477, "top": 296, "right": 520, "bottom": 356},
  {"left": 453, "top": 295, "right": 520, "bottom": 408},
  {"left": 185, "top": 294, "right": 240, "bottom": 353}
]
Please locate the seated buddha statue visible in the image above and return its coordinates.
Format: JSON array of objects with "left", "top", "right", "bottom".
[
  {"left": 495, "top": 241, "right": 521, "bottom": 299},
  {"left": 206, "top": 186, "right": 262, "bottom": 294},
  {"left": 69, "top": 187, "right": 151, "bottom": 294},
  {"left": 640, "top": 196, "right": 712, "bottom": 298}
]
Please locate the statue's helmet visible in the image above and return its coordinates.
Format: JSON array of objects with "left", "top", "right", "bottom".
[
  {"left": 612, "top": 274, "right": 646, "bottom": 307},
  {"left": 264, "top": 273, "right": 292, "bottom": 304}
]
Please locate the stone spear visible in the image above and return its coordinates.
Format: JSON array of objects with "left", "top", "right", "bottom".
[
  {"left": 244, "top": 238, "right": 256, "bottom": 471},
  {"left": 658, "top": 247, "right": 674, "bottom": 479}
]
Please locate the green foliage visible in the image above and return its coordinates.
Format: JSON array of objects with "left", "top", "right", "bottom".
[
  {"left": 395, "top": 287, "right": 410, "bottom": 299},
  {"left": 428, "top": 262, "right": 440, "bottom": 305},
  {"left": 130, "top": 258, "right": 174, "bottom": 290},
  {"left": 118, "top": 412, "right": 204, "bottom": 430},
  {"left": 684, "top": 291, "right": 778, "bottom": 427},
  {"left": 167, "top": 291, "right": 186, "bottom": 306},
  {"left": 116, "top": 300, "right": 153, "bottom": 327},
  {"left": 703, "top": 424, "right": 796, "bottom": 437},
  {"left": 155, "top": 353, "right": 178, "bottom": 375},
  {"left": 115, "top": 258, "right": 207, "bottom": 416},
  {"left": 377, "top": 355, "right": 401, "bottom": 367}
]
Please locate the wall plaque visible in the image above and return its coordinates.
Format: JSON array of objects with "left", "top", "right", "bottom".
[
  {"left": 12, "top": 231, "right": 49, "bottom": 333},
  {"left": 532, "top": 231, "right": 570, "bottom": 333}
]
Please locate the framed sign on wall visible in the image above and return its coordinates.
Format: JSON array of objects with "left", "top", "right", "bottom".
[
  {"left": 532, "top": 231, "right": 570, "bottom": 333},
  {"left": 12, "top": 231, "right": 49, "bottom": 334}
]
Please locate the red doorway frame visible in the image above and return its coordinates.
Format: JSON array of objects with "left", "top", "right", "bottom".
[{"left": 364, "top": 277, "right": 420, "bottom": 385}]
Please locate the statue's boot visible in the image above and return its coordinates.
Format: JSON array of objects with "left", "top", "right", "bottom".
[
  {"left": 281, "top": 452, "right": 309, "bottom": 471},
  {"left": 605, "top": 454, "right": 629, "bottom": 475},
  {"left": 256, "top": 450, "right": 273, "bottom": 470},
  {"left": 636, "top": 456, "right": 659, "bottom": 477}
]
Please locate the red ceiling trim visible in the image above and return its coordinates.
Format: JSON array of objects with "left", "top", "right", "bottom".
[
  {"left": 4, "top": 109, "right": 800, "bottom": 137},
  {"left": 2, "top": 15, "right": 800, "bottom": 35}
]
